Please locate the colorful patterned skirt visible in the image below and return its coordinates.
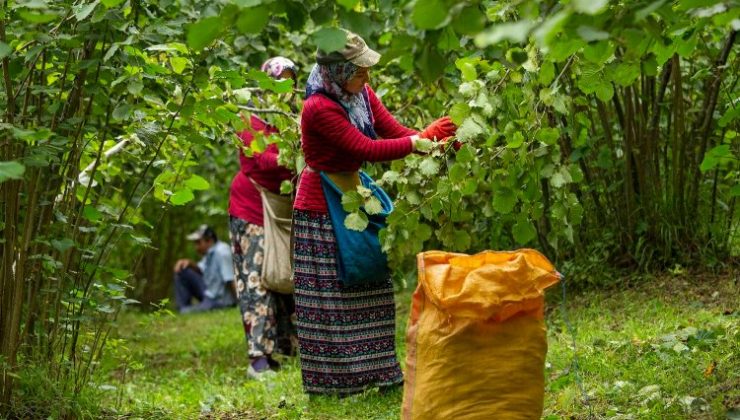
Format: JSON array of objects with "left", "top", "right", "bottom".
[
  {"left": 293, "top": 210, "right": 404, "bottom": 395},
  {"left": 229, "top": 216, "right": 297, "bottom": 358}
]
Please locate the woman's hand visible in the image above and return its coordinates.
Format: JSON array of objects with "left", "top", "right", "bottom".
[{"left": 420, "top": 117, "right": 457, "bottom": 141}]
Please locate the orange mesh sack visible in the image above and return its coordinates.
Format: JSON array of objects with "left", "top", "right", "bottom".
[{"left": 402, "top": 250, "right": 560, "bottom": 420}]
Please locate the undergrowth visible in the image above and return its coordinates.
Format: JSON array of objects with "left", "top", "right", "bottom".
[{"left": 7, "top": 272, "right": 738, "bottom": 419}]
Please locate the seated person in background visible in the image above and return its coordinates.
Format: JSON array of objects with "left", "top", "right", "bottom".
[{"left": 173, "top": 225, "right": 237, "bottom": 313}]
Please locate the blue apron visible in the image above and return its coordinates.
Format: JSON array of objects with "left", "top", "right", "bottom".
[{"left": 320, "top": 171, "right": 393, "bottom": 287}]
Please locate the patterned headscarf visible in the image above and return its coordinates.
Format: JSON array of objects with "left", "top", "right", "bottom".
[
  {"left": 261, "top": 56, "right": 297, "bottom": 80},
  {"left": 305, "top": 63, "right": 376, "bottom": 139}
]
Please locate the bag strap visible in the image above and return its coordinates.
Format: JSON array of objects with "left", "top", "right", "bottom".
[{"left": 248, "top": 177, "right": 292, "bottom": 222}]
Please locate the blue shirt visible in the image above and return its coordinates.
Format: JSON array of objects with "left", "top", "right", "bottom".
[{"left": 197, "top": 241, "right": 236, "bottom": 307}]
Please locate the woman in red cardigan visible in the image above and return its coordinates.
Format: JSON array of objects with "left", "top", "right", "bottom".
[
  {"left": 229, "top": 57, "right": 298, "bottom": 379},
  {"left": 293, "top": 31, "right": 456, "bottom": 395}
]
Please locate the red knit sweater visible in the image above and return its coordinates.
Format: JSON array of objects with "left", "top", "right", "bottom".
[
  {"left": 294, "top": 85, "right": 418, "bottom": 212},
  {"left": 229, "top": 115, "right": 294, "bottom": 225}
]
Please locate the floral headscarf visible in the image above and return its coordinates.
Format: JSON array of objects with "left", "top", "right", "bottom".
[
  {"left": 261, "top": 56, "right": 297, "bottom": 80},
  {"left": 305, "top": 63, "right": 376, "bottom": 139}
]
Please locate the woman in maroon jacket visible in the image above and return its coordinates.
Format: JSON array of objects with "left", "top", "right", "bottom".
[
  {"left": 292, "top": 31, "right": 456, "bottom": 395},
  {"left": 229, "top": 57, "right": 298, "bottom": 378}
]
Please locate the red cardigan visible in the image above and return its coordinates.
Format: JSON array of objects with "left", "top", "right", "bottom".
[
  {"left": 294, "top": 86, "right": 418, "bottom": 212},
  {"left": 229, "top": 115, "right": 294, "bottom": 225}
]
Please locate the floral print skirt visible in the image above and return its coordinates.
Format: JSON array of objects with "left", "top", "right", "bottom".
[
  {"left": 292, "top": 210, "right": 404, "bottom": 395},
  {"left": 229, "top": 216, "right": 297, "bottom": 358}
]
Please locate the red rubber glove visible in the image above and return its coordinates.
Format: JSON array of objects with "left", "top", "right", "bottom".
[{"left": 420, "top": 116, "right": 457, "bottom": 141}]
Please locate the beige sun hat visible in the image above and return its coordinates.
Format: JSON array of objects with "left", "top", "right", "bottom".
[{"left": 316, "top": 29, "right": 381, "bottom": 67}]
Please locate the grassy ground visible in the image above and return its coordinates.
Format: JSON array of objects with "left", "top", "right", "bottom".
[{"left": 96, "top": 273, "right": 739, "bottom": 419}]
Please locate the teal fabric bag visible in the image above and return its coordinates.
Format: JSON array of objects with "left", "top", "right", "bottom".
[{"left": 320, "top": 171, "right": 393, "bottom": 287}]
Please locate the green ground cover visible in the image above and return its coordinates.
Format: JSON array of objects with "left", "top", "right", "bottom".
[{"left": 97, "top": 273, "right": 739, "bottom": 419}]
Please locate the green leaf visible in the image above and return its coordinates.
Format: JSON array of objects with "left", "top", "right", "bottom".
[
  {"left": 461, "top": 179, "right": 478, "bottom": 196},
  {"left": 112, "top": 104, "right": 132, "bottom": 121},
  {"left": 512, "top": 217, "right": 537, "bottom": 244},
  {"left": 271, "top": 79, "right": 294, "bottom": 94},
  {"left": 452, "top": 230, "right": 471, "bottom": 251},
  {"left": 536, "top": 127, "right": 560, "bottom": 145},
  {"left": 437, "top": 27, "right": 459, "bottom": 51},
  {"left": 280, "top": 180, "right": 293, "bottom": 195},
  {"left": 185, "top": 175, "right": 210, "bottom": 191},
  {"left": 569, "top": 165, "right": 585, "bottom": 183},
  {"left": 127, "top": 79, "right": 143, "bottom": 95},
  {"left": 234, "top": 0, "right": 263, "bottom": 6},
  {"left": 413, "top": 138, "right": 435, "bottom": 153},
  {"left": 12, "top": 127, "right": 51, "bottom": 143},
  {"left": 577, "top": 25, "right": 610, "bottom": 42},
  {"left": 719, "top": 106, "right": 739, "bottom": 128},
  {"left": 533, "top": 10, "right": 572, "bottom": 47},
  {"left": 170, "top": 57, "right": 188, "bottom": 74},
  {"left": 700, "top": 145, "right": 734, "bottom": 172},
  {"left": 455, "top": 144, "right": 475, "bottom": 164},
  {"left": 0, "top": 42, "right": 11, "bottom": 60},
  {"left": 170, "top": 189, "right": 195, "bottom": 205},
  {"left": 493, "top": 187, "right": 517, "bottom": 214},
  {"left": 507, "top": 48, "right": 528, "bottom": 65},
  {"left": 365, "top": 196, "right": 383, "bottom": 215},
  {"left": 74, "top": 1, "right": 99, "bottom": 21},
  {"left": 449, "top": 103, "right": 470, "bottom": 126},
  {"left": 456, "top": 118, "right": 484, "bottom": 142},
  {"left": 51, "top": 238, "right": 75, "bottom": 252},
  {"left": 313, "top": 27, "right": 347, "bottom": 53},
  {"left": 610, "top": 63, "right": 640, "bottom": 86},
  {"left": 636, "top": 0, "right": 667, "bottom": 21},
  {"left": 448, "top": 162, "right": 467, "bottom": 183},
  {"left": 539, "top": 60, "right": 555, "bottom": 85},
  {"left": 130, "top": 235, "right": 152, "bottom": 246},
  {"left": 419, "top": 157, "right": 440, "bottom": 177},
  {"left": 341, "top": 190, "right": 363, "bottom": 212},
  {"left": 357, "top": 186, "right": 373, "bottom": 199},
  {"left": 187, "top": 16, "right": 224, "bottom": 51},
  {"left": 101, "top": 0, "right": 125, "bottom": 7},
  {"left": 452, "top": 6, "right": 486, "bottom": 36},
  {"left": 382, "top": 170, "right": 401, "bottom": 184},
  {"left": 18, "top": 11, "right": 59, "bottom": 23},
  {"left": 594, "top": 81, "right": 614, "bottom": 101},
  {"left": 573, "top": 0, "right": 608, "bottom": 15},
  {"left": 103, "top": 44, "right": 119, "bottom": 62},
  {"left": 548, "top": 37, "right": 584, "bottom": 62},
  {"left": 83, "top": 205, "right": 103, "bottom": 222},
  {"left": 550, "top": 167, "right": 573, "bottom": 187},
  {"left": 507, "top": 131, "right": 525, "bottom": 149},
  {"left": 0, "top": 161, "right": 26, "bottom": 182},
  {"left": 345, "top": 211, "right": 369, "bottom": 231},
  {"left": 236, "top": 6, "right": 270, "bottom": 34},
  {"left": 412, "top": 0, "right": 447, "bottom": 30},
  {"left": 455, "top": 57, "right": 478, "bottom": 82},
  {"left": 475, "top": 20, "right": 534, "bottom": 47},
  {"left": 583, "top": 41, "right": 615, "bottom": 64},
  {"left": 336, "top": 0, "right": 359, "bottom": 10},
  {"left": 730, "top": 183, "right": 740, "bottom": 197}
]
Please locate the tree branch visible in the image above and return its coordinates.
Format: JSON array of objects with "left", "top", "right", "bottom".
[
  {"left": 1, "top": 15, "right": 14, "bottom": 124},
  {"left": 238, "top": 105, "right": 299, "bottom": 125}
]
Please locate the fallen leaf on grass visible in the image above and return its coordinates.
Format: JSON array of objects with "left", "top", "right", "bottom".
[
  {"left": 638, "top": 384, "right": 661, "bottom": 405},
  {"left": 703, "top": 360, "right": 716, "bottom": 377},
  {"left": 679, "top": 396, "right": 708, "bottom": 412}
]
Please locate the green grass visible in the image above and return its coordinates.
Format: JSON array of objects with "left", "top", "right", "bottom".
[{"left": 95, "top": 273, "right": 739, "bottom": 419}]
